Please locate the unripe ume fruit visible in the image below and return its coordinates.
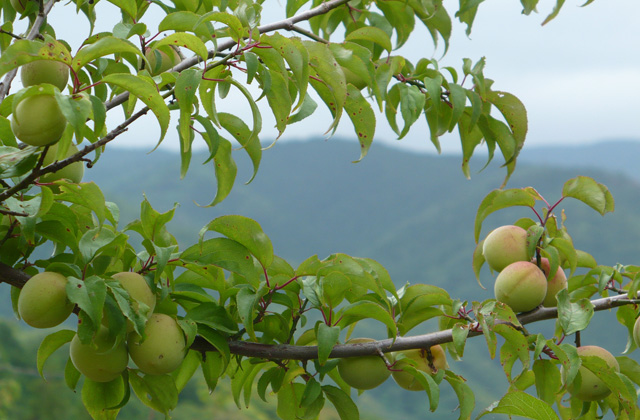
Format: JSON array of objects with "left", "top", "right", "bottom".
[
  {"left": 128, "top": 313, "right": 186, "bottom": 375},
  {"left": 11, "top": 93, "right": 66, "bottom": 146},
  {"left": 391, "top": 345, "right": 447, "bottom": 391},
  {"left": 337, "top": 338, "right": 391, "bottom": 390},
  {"left": 21, "top": 60, "right": 70, "bottom": 91},
  {"left": 18, "top": 271, "right": 74, "bottom": 328},
  {"left": 112, "top": 271, "right": 156, "bottom": 332},
  {"left": 494, "top": 261, "right": 547, "bottom": 313},
  {"left": 70, "top": 326, "right": 129, "bottom": 382},
  {"left": 39, "top": 142, "right": 84, "bottom": 185},
  {"left": 567, "top": 345, "right": 620, "bottom": 401},
  {"left": 534, "top": 258, "right": 568, "bottom": 307},
  {"left": 482, "top": 225, "right": 530, "bottom": 272}
]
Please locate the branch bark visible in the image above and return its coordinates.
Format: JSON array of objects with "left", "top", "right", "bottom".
[{"left": 1, "top": 260, "right": 634, "bottom": 361}]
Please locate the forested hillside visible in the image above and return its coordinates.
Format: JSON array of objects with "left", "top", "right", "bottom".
[{"left": 2, "top": 139, "right": 640, "bottom": 419}]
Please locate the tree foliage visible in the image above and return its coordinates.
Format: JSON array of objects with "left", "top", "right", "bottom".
[{"left": 0, "top": 0, "right": 638, "bottom": 418}]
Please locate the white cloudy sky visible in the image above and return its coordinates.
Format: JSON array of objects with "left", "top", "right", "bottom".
[{"left": 45, "top": 0, "right": 640, "bottom": 154}]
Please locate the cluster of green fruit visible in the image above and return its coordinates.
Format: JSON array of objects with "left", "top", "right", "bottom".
[
  {"left": 17, "top": 271, "right": 186, "bottom": 382},
  {"left": 482, "top": 225, "right": 568, "bottom": 313},
  {"left": 11, "top": 55, "right": 84, "bottom": 185},
  {"left": 335, "top": 338, "right": 447, "bottom": 391}
]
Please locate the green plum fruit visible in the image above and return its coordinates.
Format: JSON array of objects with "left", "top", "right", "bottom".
[
  {"left": 391, "top": 345, "right": 447, "bottom": 391},
  {"left": 128, "top": 313, "right": 186, "bottom": 375},
  {"left": 11, "top": 92, "right": 66, "bottom": 146},
  {"left": 337, "top": 338, "right": 391, "bottom": 390},
  {"left": 535, "top": 258, "right": 568, "bottom": 307},
  {"left": 567, "top": 345, "right": 620, "bottom": 401},
  {"left": 112, "top": 271, "right": 156, "bottom": 332},
  {"left": 342, "top": 66, "right": 367, "bottom": 90},
  {"left": 70, "top": 326, "right": 129, "bottom": 382},
  {"left": 482, "top": 225, "right": 530, "bottom": 272},
  {"left": 144, "top": 46, "right": 181, "bottom": 76},
  {"left": 40, "top": 143, "right": 84, "bottom": 185},
  {"left": 17, "top": 271, "right": 74, "bottom": 328},
  {"left": 494, "top": 261, "right": 547, "bottom": 313},
  {"left": 21, "top": 60, "right": 69, "bottom": 91}
]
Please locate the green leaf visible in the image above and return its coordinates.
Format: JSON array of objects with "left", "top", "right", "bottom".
[
  {"left": 444, "top": 371, "right": 475, "bottom": 420},
  {"left": 555, "top": 289, "right": 594, "bottom": 335},
  {"left": 81, "top": 377, "right": 126, "bottom": 420},
  {"left": 485, "top": 90, "right": 528, "bottom": 156},
  {"left": 200, "top": 215, "right": 273, "bottom": 268},
  {"left": 198, "top": 326, "right": 231, "bottom": 371},
  {"left": 532, "top": 359, "right": 561, "bottom": 405},
  {"left": 197, "top": 11, "right": 245, "bottom": 41},
  {"left": 187, "top": 302, "right": 238, "bottom": 334},
  {"left": 218, "top": 112, "right": 261, "bottom": 184},
  {"left": 174, "top": 68, "right": 202, "bottom": 166},
  {"left": 262, "top": 33, "right": 309, "bottom": 112},
  {"left": 541, "top": 0, "right": 566, "bottom": 25},
  {"left": 72, "top": 36, "right": 142, "bottom": 72},
  {"left": 101, "top": 74, "right": 170, "bottom": 145},
  {"left": 478, "top": 389, "right": 559, "bottom": 419},
  {"left": 452, "top": 323, "right": 470, "bottom": 357},
  {"left": 37, "top": 329, "right": 75, "bottom": 379},
  {"left": 66, "top": 276, "right": 107, "bottom": 327},
  {"left": 129, "top": 371, "right": 178, "bottom": 414},
  {"left": 317, "top": 323, "right": 340, "bottom": 366},
  {"left": 337, "top": 301, "right": 397, "bottom": 337},
  {"left": 181, "top": 237, "right": 260, "bottom": 281},
  {"left": 345, "top": 27, "right": 392, "bottom": 53},
  {"left": 206, "top": 137, "right": 237, "bottom": 206},
  {"left": 171, "top": 350, "right": 201, "bottom": 393},
  {"left": 158, "top": 12, "right": 215, "bottom": 40},
  {"left": 562, "top": 176, "right": 614, "bottom": 216},
  {"left": 344, "top": 85, "right": 375, "bottom": 162},
  {"left": 304, "top": 41, "right": 347, "bottom": 135},
  {"left": 107, "top": 0, "right": 137, "bottom": 19},
  {"left": 155, "top": 32, "right": 208, "bottom": 61},
  {"left": 201, "top": 351, "right": 225, "bottom": 393},
  {"left": 236, "top": 287, "right": 261, "bottom": 341},
  {"left": 474, "top": 188, "right": 540, "bottom": 242},
  {"left": 322, "top": 385, "right": 359, "bottom": 420}
]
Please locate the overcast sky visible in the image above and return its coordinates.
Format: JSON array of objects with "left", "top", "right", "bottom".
[{"left": 46, "top": 0, "right": 640, "bottom": 154}]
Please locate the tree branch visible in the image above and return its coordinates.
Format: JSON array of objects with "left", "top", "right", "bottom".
[
  {"left": 1, "top": 260, "right": 631, "bottom": 361},
  {"left": 104, "top": 0, "right": 349, "bottom": 111}
]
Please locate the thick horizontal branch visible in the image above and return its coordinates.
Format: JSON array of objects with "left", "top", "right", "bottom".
[
  {"left": 104, "top": 0, "right": 349, "bottom": 111},
  {"left": 3, "top": 260, "right": 631, "bottom": 360}
]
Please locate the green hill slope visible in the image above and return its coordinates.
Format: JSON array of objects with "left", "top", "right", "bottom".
[{"left": 3, "top": 138, "right": 640, "bottom": 419}]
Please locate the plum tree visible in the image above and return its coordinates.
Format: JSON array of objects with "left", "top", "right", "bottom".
[
  {"left": 567, "top": 346, "right": 620, "bottom": 401},
  {"left": 127, "top": 313, "right": 186, "bottom": 375},
  {"left": 0, "top": 0, "right": 638, "bottom": 419},
  {"left": 482, "top": 225, "right": 530, "bottom": 272},
  {"left": 10, "top": 92, "right": 66, "bottom": 146},
  {"left": 493, "top": 261, "right": 547, "bottom": 313},
  {"left": 391, "top": 345, "right": 447, "bottom": 391},
  {"left": 535, "top": 257, "right": 568, "bottom": 307},
  {"left": 70, "top": 326, "right": 129, "bottom": 382},
  {"left": 337, "top": 338, "right": 391, "bottom": 390},
  {"left": 39, "top": 143, "right": 85, "bottom": 185},
  {"left": 20, "top": 59, "right": 70, "bottom": 91},
  {"left": 17, "top": 272, "right": 74, "bottom": 328},
  {"left": 112, "top": 272, "right": 155, "bottom": 331}
]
